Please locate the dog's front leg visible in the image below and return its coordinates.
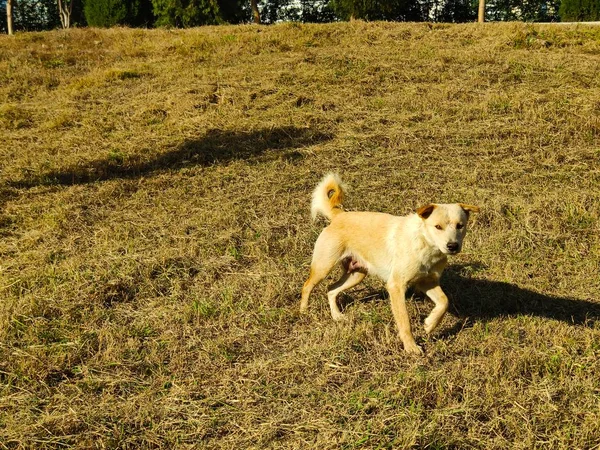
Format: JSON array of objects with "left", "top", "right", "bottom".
[
  {"left": 422, "top": 285, "right": 449, "bottom": 335},
  {"left": 387, "top": 279, "right": 422, "bottom": 355}
]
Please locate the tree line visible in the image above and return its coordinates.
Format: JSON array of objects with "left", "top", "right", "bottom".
[{"left": 1, "top": 0, "right": 599, "bottom": 34}]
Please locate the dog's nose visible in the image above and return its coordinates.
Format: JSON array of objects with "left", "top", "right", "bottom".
[{"left": 447, "top": 242, "right": 459, "bottom": 252}]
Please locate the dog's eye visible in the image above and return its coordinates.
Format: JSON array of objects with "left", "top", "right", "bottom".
[
  {"left": 435, "top": 225, "right": 443, "bottom": 230},
  {"left": 456, "top": 223, "right": 464, "bottom": 230}
]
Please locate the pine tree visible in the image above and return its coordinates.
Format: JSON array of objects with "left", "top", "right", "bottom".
[
  {"left": 84, "top": 0, "right": 154, "bottom": 27},
  {"left": 84, "top": 0, "right": 127, "bottom": 26},
  {"left": 559, "top": 0, "right": 600, "bottom": 20},
  {"left": 330, "top": 0, "right": 423, "bottom": 21},
  {"left": 151, "top": 0, "right": 247, "bottom": 27}
]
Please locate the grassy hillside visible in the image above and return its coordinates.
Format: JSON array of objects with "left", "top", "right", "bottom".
[{"left": 1, "top": 22, "right": 600, "bottom": 448}]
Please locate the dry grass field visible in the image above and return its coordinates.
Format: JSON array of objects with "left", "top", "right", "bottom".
[{"left": 1, "top": 21, "right": 600, "bottom": 449}]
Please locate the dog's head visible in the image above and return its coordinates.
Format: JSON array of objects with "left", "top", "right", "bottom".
[{"left": 416, "top": 203, "right": 479, "bottom": 255}]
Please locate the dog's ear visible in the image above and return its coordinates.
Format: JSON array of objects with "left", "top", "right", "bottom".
[
  {"left": 417, "top": 204, "right": 436, "bottom": 219},
  {"left": 459, "top": 203, "right": 480, "bottom": 214}
]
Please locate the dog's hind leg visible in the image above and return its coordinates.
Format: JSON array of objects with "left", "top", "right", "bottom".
[
  {"left": 327, "top": 270, "right": 366, "bottom": 321},
  {"left": 300, "top": 267, "right": 325, "bottom": 313},
  {"left": 300, "top": 232, "right": 342, "bottom": 313}
]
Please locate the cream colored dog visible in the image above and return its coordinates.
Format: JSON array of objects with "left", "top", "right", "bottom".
[{"left": 300, "top": 173, "right": 479, "bottom": 354}]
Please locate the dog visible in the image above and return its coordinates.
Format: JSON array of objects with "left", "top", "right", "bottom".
[{"left": 300, "top": 173, "right": 479, "bottom": 354}]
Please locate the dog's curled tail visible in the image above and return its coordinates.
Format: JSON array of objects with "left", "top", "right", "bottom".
[{"left": 311, "top": 173, "right": 346, "bottom": 221}]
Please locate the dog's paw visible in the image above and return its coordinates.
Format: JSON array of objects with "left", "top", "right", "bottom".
[
  {"left": 404, "top": 342, "right": 423, "bottom": 355},
  {"left": 424, "top": 316, "right": 440, "bottom": 335},
  {"left": 331, "top": 312, "right": 347, "bottom": 322}
]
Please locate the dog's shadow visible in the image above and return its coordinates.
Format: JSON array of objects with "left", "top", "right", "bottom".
[{"left": 339, "top": 263, "right": 599, "bottom": 334}]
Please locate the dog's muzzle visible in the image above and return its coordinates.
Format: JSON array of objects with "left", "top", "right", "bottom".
[{"left": 446, "top": 242, "right": 460, "bottom": 254}]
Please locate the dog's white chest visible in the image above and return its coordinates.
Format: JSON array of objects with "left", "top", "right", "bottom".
[{"left": 407, "top": 247, "right": 446, "bottom": 283}]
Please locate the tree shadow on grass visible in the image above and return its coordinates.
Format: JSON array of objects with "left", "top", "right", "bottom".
[
  {"left": 12, "top": 126, "right": 333, "bottom": 188},
  {"left": 0, "top": 188, "right": 19, "bottom": 210},
  {"left": 339, "top": 263, "right": 599, "bottom": 333}
]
